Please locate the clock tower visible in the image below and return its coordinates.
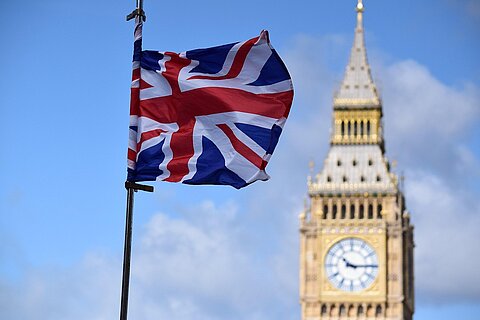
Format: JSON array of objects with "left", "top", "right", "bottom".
[{"left": 299, "top": 1, "right": 415, "bottom": 319}]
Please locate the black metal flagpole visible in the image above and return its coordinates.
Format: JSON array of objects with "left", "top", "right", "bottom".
[
  {"left": 120, "top": 3, "right": 150, "bottom": 320},
  {"left": 119, "top": 181, "right": 153, "bottom": 320}
]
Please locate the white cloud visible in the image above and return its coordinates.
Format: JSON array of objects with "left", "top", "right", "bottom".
[
  {"left": 270, "top": 34, "right": 348, "bottom": 185},
  {"left": 131, "top": 200, "right": 299, "bottom": 319},
  {"left": 408, "top": 171, "right": 480, "bottom": 303},
  {"left": 374, "top": 59, "right": 480, "bottom": 302},
  {"left": 380, "top": 60, "right": 480, "bottom": 181},
  {"left": 0, "top": 201, "right": 300, "bottom": 320},
  {"left": 384, "top": 60, "right": 479, "bottom": 137},
  {"left": 0, "top": 252, "right": 121, "bottom": 320}
]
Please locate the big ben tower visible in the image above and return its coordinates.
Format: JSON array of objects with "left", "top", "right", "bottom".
[{"left": 299, "top": 1, "right": 415, "bottom": 320}]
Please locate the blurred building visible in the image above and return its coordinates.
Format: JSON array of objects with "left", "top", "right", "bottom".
[{"left": 299, "top": 1, "right": 415, "bottom": 319}]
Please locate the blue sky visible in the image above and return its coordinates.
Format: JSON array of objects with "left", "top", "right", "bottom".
[{"left": 1, "top": 0, "right": 479, "bottom": 319}]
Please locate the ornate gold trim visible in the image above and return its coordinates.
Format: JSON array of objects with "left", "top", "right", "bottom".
[{"left": 334, "top": 97, "right": 381, "bottom": 106}]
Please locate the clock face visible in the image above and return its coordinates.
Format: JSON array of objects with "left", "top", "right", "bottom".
[{"left": 325, "top": 237, "right": 379, "bottom": 292}]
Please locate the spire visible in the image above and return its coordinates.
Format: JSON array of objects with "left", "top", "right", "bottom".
[{"left": 334, "top": 0, "right": 380, "bottom": 108}]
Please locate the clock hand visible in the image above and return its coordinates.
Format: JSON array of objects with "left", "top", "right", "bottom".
[
  {"left": 342, "top": 257, "right": 358, "bottom": 269},
  {"left": 357, "top": 264, "right": 378, "bottom": 268}
]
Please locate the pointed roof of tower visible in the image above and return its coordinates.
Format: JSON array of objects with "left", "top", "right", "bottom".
[{"left": 334, "top": 0, "right": 381, "bottom": 108}]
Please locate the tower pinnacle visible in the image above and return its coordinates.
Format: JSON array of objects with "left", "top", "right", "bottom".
[
  {"left": 334, "top": 0, "right": 380, "bottom": 108},
  {"left": 330, "top": 0, "right": 384, "bottom": 149},
  {"left": 357, "top": 0, "right": 364, "bottom": 13}
]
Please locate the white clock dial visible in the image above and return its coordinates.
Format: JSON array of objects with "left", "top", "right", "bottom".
[{"left": 325, "top": 237, "right": 379, "bottom": 292}]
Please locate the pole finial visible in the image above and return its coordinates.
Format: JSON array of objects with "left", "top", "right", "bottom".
[{"left": 127, "top": 0, "right": 146, "bottom": 22}]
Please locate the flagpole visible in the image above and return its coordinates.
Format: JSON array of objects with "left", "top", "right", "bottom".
[
  {"left": 120, "top": 181, "right": 153, "bottom": 320},
  {"left": 120, "top": 3, "right": 150, "bottom": 320}
]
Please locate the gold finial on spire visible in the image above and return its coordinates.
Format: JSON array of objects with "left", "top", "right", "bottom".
[{"left": 357, "top": 0, "right": 364, "bottom": 12}]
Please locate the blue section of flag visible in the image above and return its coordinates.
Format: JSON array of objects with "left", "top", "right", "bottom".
[
  {"left": 234, "top": 123, "right": 282, "bottom": 155},
  {"left": 248, "top": 50, "right": 291, "bottom": 86},
  {"left": 266, "top": 124, "right": 282, "bottom": 154},
  {"left": 133, "top": 39, "right": 142, "bottom": 62},
  {"left": 234, "top": 123, "right": 272, "bottom": 152},
  {"left": 128, "top": 140, "right": 165, "bottom": 182},
  {"left": 186, "top": 42, "right": 237, "bottom": 74},
  {"left": 141, "top": 51, "right": 164, "bottom": 71},
  {"left": 185, "top": 136, "right": 246, "bottom": 189}
]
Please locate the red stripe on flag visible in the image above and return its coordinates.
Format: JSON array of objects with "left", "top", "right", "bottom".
[
  {"left": 137, "top": 129, "right": 165, "bottom": 152},
  {"left": 130, "top": 87, "right": 140, "bottom": 116},
  {"left": 140, "top": 79, "right": 153, "bottom": 89},
  {"left": 163, "top": 52, "right": 191, "bottom": 95},
  {"left": 128, "top": 148, "right": 137, "bottom": 162},
  {"left": 165, "top": 120, "right": 195, "bottom": 182},
  {"left": 132, "top": 68, "right": 140, "bottom": 81},
  {"left": 139, "top": 88, "right": 293, "bottom": 123},
  {"left": 217, "top": 124, "right": 266, "bottom": 169}
]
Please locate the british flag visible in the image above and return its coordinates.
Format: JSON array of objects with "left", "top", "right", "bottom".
[{"left": 127, "top": 20, "right": 294, "bottom": 189}]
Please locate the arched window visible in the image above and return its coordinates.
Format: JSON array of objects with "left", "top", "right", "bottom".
[
  {"left": 321, "top": 304, "right": 328, "bottom": 316},
  {"left": 358, "top": 305, "right": 364, "bottom": 316},
  {"left": 360, "top": 120, "right": 364, "bottom": 136},
  {"left": 332, "top": 204, "right": 337, "bottom": 219},
  {"left": 367, "top": 121, "right": 371, "bottom": 135},
  {"left": 348, "top": 121, "right": 351, "bottom": 136},
  {"left": 341, "top": 121, "right": 345, "bottom": 136},
  {"left": 377, "top": 204, "right": 382, "bottom": 219},
  {"left": 323, "top": 205, "right": 328, "bottom": 219},
  {"left": 341, "top": 204, "right": 346, "bottom": 219},
  {"left": 376, "top": 305, "right": 382, "bottom": 317},
  {"left": 368, "top": 204, "right": 373, "bottom": 219},
  {"left": 354, "top": 121, "right": 358, "bottom": 136},
  {"left": 350, "top": 204, "right": 355, "bottom": 219},
  {"left": 359, "top": 204, "right": 364, "bottom": 219},
  {"left": 339, "top": 304, "right": 346, "bottom": 316}
]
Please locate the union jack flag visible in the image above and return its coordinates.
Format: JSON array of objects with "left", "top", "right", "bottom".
[{"left": 127, "top": 20, "right": 294, "bottom": 189}]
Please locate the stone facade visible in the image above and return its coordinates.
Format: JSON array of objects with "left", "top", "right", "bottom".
[{"left": 299, "top": 2, "right": 414, "bottom": 319}]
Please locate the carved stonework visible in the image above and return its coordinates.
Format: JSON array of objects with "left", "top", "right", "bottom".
[{"left": 299, "top": 2, "right": 414, "bottom": 320}]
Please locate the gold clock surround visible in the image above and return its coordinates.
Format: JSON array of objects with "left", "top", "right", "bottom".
[{"left": 319, "top": 233, "right": 386, "bottom": 302}]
